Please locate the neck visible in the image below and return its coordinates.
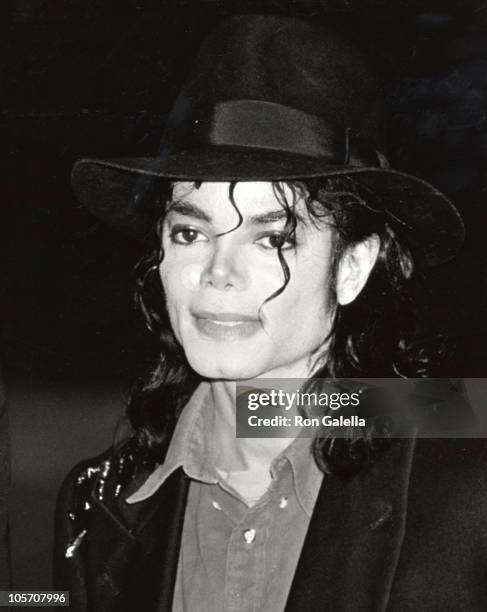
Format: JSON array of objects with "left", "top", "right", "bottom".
[
  {"left": 209, "top": 350, "right": 327, "bottom": 474},
  {"left": 211, "top": 380, "right": 293, "bottom": 473}
]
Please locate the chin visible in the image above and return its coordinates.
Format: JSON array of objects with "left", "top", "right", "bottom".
[
  {"left": 186, "top": 353, "right": 267, "bottom": 381},
  {"left": 181, "top": 330, "right": 271, "bottom": 380}
]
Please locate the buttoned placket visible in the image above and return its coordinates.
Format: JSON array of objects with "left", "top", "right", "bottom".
[{"left": 206, "top": 457, "right": 293, "bottom": 612}]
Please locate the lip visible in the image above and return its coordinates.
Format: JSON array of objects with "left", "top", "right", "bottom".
[
  {"left": 192, "top": 311, "right": 261, "bottom": 341},
  {"left": 193, "top": 310, "right": 259, "bottom": 322}
]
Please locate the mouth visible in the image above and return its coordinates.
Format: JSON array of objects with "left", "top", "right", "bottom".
[
  {"left": 202, "top": 320, "right": 247, "bottom": 327},
  {"left": 192, "top": 311, "right": 261, "bottom": 340},
  {"left": 193, "top": 310, "right": 259, "bottom": 322}
]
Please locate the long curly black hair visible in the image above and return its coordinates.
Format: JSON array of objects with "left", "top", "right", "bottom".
[{"left": 125, "top": 175, "right": 444, "bottom": 478}]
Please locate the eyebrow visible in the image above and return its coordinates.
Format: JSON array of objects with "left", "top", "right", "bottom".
[
  {"left": 166, "top": 200, "right": 304, "bottom": 225},
  {"left": 166, "top": 200, "right": 211, "bottom": 222}
]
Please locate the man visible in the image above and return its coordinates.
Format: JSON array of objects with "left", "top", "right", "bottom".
[{"left": 54, "top": 15, "right": 487, "bottom": 611}]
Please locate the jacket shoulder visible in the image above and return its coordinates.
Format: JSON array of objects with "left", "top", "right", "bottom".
[
  {"left": 56, "top": 445, "right": 115, "bottom": 539},
  {"left": 406, "top": 438, "right": 487, "bottom": 542},
  {"left": 411, "top": 438, "right": 487, "bottom": 485},
  {"left": 54, "top": 438, "right": 157, "bottom": 571}
]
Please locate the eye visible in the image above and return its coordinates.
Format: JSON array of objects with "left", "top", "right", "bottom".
[
  {"left": 255, "top": 232, "right": 296, "bottom": 250},
  {"left": 170, "top": 226, "right": 207, "bottom": 245}
]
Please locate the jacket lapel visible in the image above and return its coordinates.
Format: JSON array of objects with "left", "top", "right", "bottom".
[
  {"left": 87, "top": 468, "right": 189, "bottom": 612},
  {"left": 285, "top": 436, "right": 416, "bottom": 612}
]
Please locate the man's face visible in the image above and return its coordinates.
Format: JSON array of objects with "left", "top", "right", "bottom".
[{"left": 159, "top": 181, "right": 338, "bottom": 380}]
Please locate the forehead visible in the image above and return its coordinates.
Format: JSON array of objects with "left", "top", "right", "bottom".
[{"left": 169, "top": 181, "right": 306, "bottom": 218}]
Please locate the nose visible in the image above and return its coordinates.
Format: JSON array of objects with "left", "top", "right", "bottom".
[{"left": 200, "top": 237, "right": 245, "bottom": 291}]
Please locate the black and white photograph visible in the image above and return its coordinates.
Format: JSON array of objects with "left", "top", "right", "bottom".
[{"left": 2, "top": 1, "right": 487, "bottom": 610}]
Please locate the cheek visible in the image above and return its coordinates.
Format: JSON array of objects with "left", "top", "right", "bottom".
[
  {"left": 158, "top": 261, "right": 198, "bottom": 340},
  {"left": 159, "top": 257, "right": 205, "bottom": 301},
  {"left": 265, "top": 257, "right": 333, "bottom": 334},
  {"left": 159, "top": 230, "right": 206, "bottom": 293}
]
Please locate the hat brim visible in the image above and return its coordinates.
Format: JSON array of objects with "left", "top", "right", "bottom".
[{"left": 71, "top": 148, "right": 465, "bottom": 267}]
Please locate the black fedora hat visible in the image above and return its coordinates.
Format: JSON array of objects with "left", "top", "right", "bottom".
[{"left": 72, "top": 14, "right": 464, "bottom": 266}]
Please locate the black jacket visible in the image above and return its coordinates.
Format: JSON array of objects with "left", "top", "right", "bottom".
[{"left": 54, "top": 437, "right": 487, "bottom": 611}]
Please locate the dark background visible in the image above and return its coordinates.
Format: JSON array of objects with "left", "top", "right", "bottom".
[{"left": 1, "top": 0, "right": 487, "bottom": 589}]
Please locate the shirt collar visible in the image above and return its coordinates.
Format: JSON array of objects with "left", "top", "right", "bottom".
[
  {"left": 271, "top": 434, "right": 323, "bottom": 517},
  {"left": 126, "top": 382, "right": 216, "bottom": 504},
  {"left": 127, "top": 382, "right": 324, "bottom": 516}
]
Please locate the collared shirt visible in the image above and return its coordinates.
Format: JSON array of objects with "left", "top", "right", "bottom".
[{"left": 127, "top": 382, "right": 324, "bottom": 612}]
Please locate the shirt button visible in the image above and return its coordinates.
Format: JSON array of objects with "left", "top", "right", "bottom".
[
  {"left": 243, "top": 528, "right": 256, "bottom": 544},
  {"left": 279, "top": 496, "right": 288, "bottom": 508},
  {"left": 211, "top": 500, "right": 222, "bottom": 510}
]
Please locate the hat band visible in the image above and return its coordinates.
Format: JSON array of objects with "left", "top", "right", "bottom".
[{"left": 171, "top": 99, "right": 381, "bottom": 166}]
